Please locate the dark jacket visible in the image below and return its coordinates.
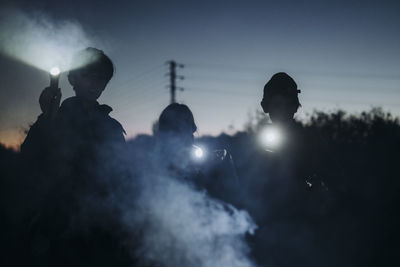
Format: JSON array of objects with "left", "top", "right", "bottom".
[
  {"left": 19, "top": 97, "right": 130, "bottom": 267},
  {"left": 21, "top": 96, "right": 125, "bottom": 158}
]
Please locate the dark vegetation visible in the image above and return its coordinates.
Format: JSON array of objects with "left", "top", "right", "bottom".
[
  {"left": 124, "top": 108, "right": 400, "bottom": 266},
  {"left": 203, "top": 108, "right": 400, "bottom": 266},
  {"left": 1, "top": 108, "right": 400, "bottom": 266}
]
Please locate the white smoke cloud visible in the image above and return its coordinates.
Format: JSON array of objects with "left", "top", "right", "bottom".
[
  {"left": 0, "top": 7, "right": 260, "bottom": 266},
  {"left": 121, "top": 168, "right": 258, "bottom": 267},
  {"left": 0, "top": 7, "right": 94, "bottom": 73}
]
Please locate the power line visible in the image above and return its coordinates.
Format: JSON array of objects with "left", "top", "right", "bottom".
[
  {"left": 184, "top": 74, "right": 263, "bottom": 84},
  {"left": 110, "top": 76, "right": 168, "bottom": 100},
  {"left": 116, "top": 91, "right": 169, "bottom": 119},
  {"left": 185, "top": 61, "right": 268, "bottom": 73},
  {"left": 112, "top": 60, "right": 400, "bottom": 119},
  {"left": 112, "top": 64, "right": 164, "bottom": 91},
  {"left": 184, "top": 87, "right": 259, "bottom": 97},
  {"left": 186, "top": 61, "right": 400, "bottom": 81},
  {"left": 116, "top": 80, "right": 167, "bottom": 108}
]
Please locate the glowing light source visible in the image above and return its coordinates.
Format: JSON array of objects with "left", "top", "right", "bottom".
[
  {"left": 259, "top": 126, "right": 283, "bottom": 151},
  {"left": 192, "top": 145, "right": 205, "bottom": 160},
  {"left": 0, "top": 9, "right": 93, "bottom": 73},
  {"left": 194, "top": 146, "right": 204, "bottom": 158},
  {"left": 50, "top": 67, "right": 60, "bottom": 76}
]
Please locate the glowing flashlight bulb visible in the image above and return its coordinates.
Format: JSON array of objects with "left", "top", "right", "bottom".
[
  {"left": 259, "top": 126, "right": 282, "bottom": 151},
  {"left": 265, "top": 130, "right": 278, "bottom": 143},
  {"left": 50, "top": 67, "right": 60, "bottom": 76},
  {"left": 194, "top": 147, "right": 204, "bottom": 158},
  {"left": 49, "top": 67, "right": 61, "bottom": 89}
]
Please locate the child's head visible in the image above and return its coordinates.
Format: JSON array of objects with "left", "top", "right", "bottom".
[
  {"left": 261, "top": 72, "right": 301, "bottom": 123},
  {"left": 157, "top": 103, "right": 198, "bottom": 166},
  {"left": 158, "top": 103, "right": 197, "bottom": 147},
  {"left": 68, "top": 47, "right": 114, "bottom": 101},
  {"left": 159, "top": 103, "right": 197, "bottom": 133}
]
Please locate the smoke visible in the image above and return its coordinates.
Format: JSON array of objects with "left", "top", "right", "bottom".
[
  {"left": 0, "top": 7, "right": 94, "bottom": 73},
  {"left": 130, "top": 175, "right": 256, "bottom": 267},
  {"left": 108, "top": 144, "right": 259, "bottom": 267},
  {"left": 0, "top": 8, "right": 260, "bottom": 265},
  {"left": 44, "top": 136, "right": 260, "bottom": 267}
]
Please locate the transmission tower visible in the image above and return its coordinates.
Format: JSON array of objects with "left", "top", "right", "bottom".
[{"left": 166, "top": 60, "right": 184, "bottom": 104}]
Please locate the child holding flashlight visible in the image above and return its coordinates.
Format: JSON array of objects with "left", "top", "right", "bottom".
[
  {"left": 153, "top": 103, "right": 239, "bottom": 206},
  {"left": 242, "top": 72, "right": 337, "bottom": 267},
  {"left": 20, "top": 48, "right": 131, "bottom": 266},
  {"left": 21, "top": 47, "right": 125, "bottom": 157}
]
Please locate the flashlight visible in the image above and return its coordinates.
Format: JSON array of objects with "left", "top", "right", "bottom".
[
  {"left": 49, "top": 67, "right": 60, "bottom": 89},
  {"left": 192, "top": 145, "right": 206, "bottom": 161},
  {"left": 194, "top": 146, "right": 204, "bottom": 158},
  {"left": 259, "top": 125, "right": 283, "bottom": 152},
  {"left": 193, "top": 145, "right": 204, "bottom": 158},
  {"left": 42, "top": 67, "right": 61, "bottom": 119}
]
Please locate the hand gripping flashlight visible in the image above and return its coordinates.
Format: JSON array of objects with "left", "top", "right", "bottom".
[
  {"left": 49, "top": 67, "right": 60, "bottom": 89},
  {"left": 42, "top": 66, "right": 61, "bottom": 119}
]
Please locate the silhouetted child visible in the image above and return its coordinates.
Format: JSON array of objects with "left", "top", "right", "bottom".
[
  {"left": 154, "top": 103, "right": 239, "bottom": 204},
  {"left": 22, "top": 47, "right": 125, "bottom": 157},
  {"left": 244, "top": 72, "right": 333, "bottom": 267},
  {"left": 19, "top": 48, "right": 131, "bottom": 267}
]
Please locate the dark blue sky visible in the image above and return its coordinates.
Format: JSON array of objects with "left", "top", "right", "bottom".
[{"left": 1, "top": 0, "right": 399, "bottom": 147}]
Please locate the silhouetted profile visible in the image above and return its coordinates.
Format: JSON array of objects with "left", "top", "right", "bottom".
[
  {"left": 243, "top": 72, "right": 334, "bottom": 267},
  {"left": 18, "top": 48, "right": 131, "bottom": 267},
  {"left": 155, "top": 103, "right": 239, "bottom": 204},
  {"left": 22, "top": 47, "right": 125, "bottom": 156},
  {"left": 260, "top": 72, "right": 330, "bottom": 190},
  {"left": 261, "top": 72, "right": 301, "bottom": 124}
]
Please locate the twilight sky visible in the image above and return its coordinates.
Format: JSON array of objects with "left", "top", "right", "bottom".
[{"left": 0, "top": 0, "right": 399, "bottom": 148}]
